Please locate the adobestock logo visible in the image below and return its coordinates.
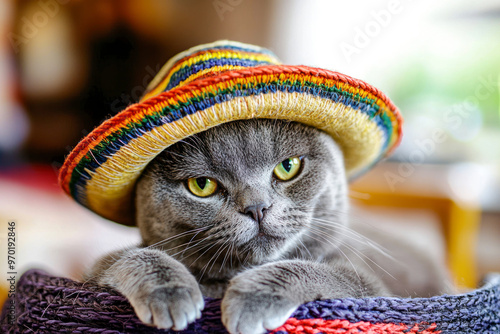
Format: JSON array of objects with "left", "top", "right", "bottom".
[
  {"left": 384, "top": 74, "right": 499, "bottom": 191},
  {"left": 340, "top": 0, "right": 405, "bottom": 63},
  {"left": 8, "top": 0, "right": 71, "bottom": 53},
  {"left": 213, "top": 0, "right": 244, "bottom": 21}
]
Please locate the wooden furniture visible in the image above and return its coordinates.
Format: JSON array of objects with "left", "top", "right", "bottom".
[{"left": 350, "top": 162, "right": 481, "bottom": 288}]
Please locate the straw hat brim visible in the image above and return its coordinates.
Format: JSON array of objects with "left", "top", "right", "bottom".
[{"left": 59, "top": 64, "right": 402, "bottom": 226}]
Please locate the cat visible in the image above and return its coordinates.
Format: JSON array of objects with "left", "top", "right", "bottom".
[{"left": 86, "top": 119, "right": 451, "bottom": 334}]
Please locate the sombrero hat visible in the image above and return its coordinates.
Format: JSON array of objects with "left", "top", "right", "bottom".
[{"left": 59, "top": 40, "right": 403, "bottom": 226}]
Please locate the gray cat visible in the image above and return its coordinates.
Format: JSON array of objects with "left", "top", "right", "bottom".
[{"left": 86, "top": 119, "right": 451, "bottom": 334}]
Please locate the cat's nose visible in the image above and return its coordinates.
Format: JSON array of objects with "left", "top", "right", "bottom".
[{"left": 243, "top": 203, "right": 269, "bottom": 224}]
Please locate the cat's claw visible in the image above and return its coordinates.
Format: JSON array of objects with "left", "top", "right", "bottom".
[
  {"left": 130, "top": 286, "right": 204, "bottom": 330},
  {"left": 221, "top": 289, "right": 297, "bottom": 334}
]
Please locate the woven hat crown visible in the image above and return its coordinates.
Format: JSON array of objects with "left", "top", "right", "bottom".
[
  {"left": 141, "top": 41, "right": 282, "bottom": 102},
  {"left": 59, "top": 40, "right": 402, "bottom": 225}
]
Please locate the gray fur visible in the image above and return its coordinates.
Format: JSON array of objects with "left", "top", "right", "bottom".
[{"left": 85, "top": 119, "right": 451, "bottom": 334}]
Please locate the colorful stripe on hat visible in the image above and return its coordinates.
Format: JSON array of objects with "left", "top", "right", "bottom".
[
  {"left": 59, "top": 41, "right": 402, "bottom": 225},
  {"left": 141, "top": 41, "right": 281, "bottom": 100}
]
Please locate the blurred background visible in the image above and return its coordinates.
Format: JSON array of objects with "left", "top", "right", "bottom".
[{"left": 1, "top": 0, "right": 499, "bottom": 304}]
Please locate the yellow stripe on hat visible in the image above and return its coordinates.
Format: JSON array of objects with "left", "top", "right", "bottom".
[
  {"left": 141, "top": 51, "right": 280, "bottom": 102},
  {"left": 85, "top": 92, "right": 383, "bottom": 224}
]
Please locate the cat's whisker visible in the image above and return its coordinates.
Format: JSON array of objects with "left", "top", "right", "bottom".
[
  {"left": 200, "top": 240, "right": 230, "bottom": 279},
  {"left": 209, "top": 242, "right": 231, "bottom": 275},
  {"left": 220, "top": 241, "right": 234, "bottom": 272},
  {"left": 187, "top": 234, "right": 226, "bottom": 271},
  {"left": 344, "top": 246, "right": 397, "bottom": 281},
  {"left": 173, "top": 138, "right": 205, "bottom": 156},
  {"left": 305, "top": 228, "right": 362, "bottom": 275},
  {"left": 163, "top": 228, "right": 212, "bottom": 255},
  {"left": 146, "top": 226, "right": 211, "bottom": 250},
  {"left": 166, "top": 224, "right": 226, "bottom": 258},
  {"left": 181, "top": 240, "right": 220, "bottom": 268},
  {"left": 163, "top": 236, "right": 204, "bottom": 256},
  {"left": 309, "top": 206, "right": 398, "bottom": 234},
  {"left": 233, "top": 242, "right": 242, "bottom": 264},
  {"left": 169, "top": 233, "right": 217, "bottom": 259},
  {"left": 181, "top": 242, "right": 215, "bottom": 264},
  {"left": 304, "top": 229, "right": 361, "bottom": 281},
  {"left": 174, "top": 229, "right": 224, "bottom": 256},
  {"left": 206, "top": 240, "right": 228, "bottom": 273},
  {"left": 310, "top": 221, "right": 383, "bottom": 251},
  {"left": 307, "top": 225, "right": 397, "bottom": 281},
  {"left": 310, "top": 218, "right": 397, "bottom": 262},
  {"left": 296, "top": 236, "right": 313, "bottom": 260},
  {"left": 178, "top": 228, "right": 210, "bottom": 256},
  {"left": 303, "top": 232, "right": 361, "bottom": 297},
  {"left": 163, "top": 150, "right": 192, "bottom": 160},
  {"left": 241, "top": 247, "right": 252, "bottom": 268},
  {"left": 230, "top": 243, "right": 236, "bottom": 270},
  {"left": 309, "top": 219, "right": 367, "bottom": 243}
]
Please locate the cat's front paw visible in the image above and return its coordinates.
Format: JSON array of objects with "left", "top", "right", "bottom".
[
  {"left": 130, "top": 285, "right": 204, "bottom": 331},
  {"left": 221, "top": 287, "right": 297, "bottom": 334}
]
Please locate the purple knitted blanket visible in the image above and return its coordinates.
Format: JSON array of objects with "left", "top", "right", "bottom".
[{"left": 1, "top": 269, "right": 499, "bottom": 333}]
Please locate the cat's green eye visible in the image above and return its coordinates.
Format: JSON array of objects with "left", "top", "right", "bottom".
[
  {"left": 187, "top": 177, "right": 218, "bottom": 197},
  {"left": 273, "top": 156, "right": 302, "bottom": 181}
]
